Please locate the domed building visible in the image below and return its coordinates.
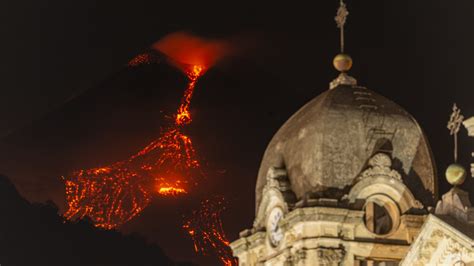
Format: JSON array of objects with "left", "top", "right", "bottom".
[
  {"left": 230, "top": 1, "right": 474, "bottom": 265},
  {"left": 255, "top": 82, "right": 437, "bottom": 212}
]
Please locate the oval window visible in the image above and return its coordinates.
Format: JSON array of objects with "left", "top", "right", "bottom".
[{"left": 363, "top": 195, "right": 399, "bottom": 235}]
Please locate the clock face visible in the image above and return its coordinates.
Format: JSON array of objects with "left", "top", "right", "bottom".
[{"left": 267, "top": 207, "right": 284, "bottom": 247}]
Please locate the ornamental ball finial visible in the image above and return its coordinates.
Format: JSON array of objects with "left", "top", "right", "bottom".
[
  {"left": 333, "top": 53, "right": 353, "bottom": 72},
  {"left": 445, "top": 163, "right": 466, "bottom": 186}
]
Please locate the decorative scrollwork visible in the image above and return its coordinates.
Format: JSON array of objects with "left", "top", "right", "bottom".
[{"left": 359, "top": 153, "right": 402, "bottom": 181}]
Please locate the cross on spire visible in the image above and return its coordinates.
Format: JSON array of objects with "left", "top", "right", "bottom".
[
  {"left": 335, "top": 0, "right": 349, "bottom": 53},
  {"left": 447, "top": 103, "right": 464, "bottom": 162},
  {"left": 330, "top": 0, "right": 356, "bottom": 89}
]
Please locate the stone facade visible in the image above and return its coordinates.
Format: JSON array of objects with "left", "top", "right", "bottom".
[
  {"left": 401, "top": 214, "right": 474, "bottom": 265},
  {"left": 231, "top": 153, "right": 427, "bottom": 265},
  {"left": 401, "top": 186, "right": 474, "bottom": 265},
  {"left": 231, "top": 86, "right": 474, "bottom": 265}
]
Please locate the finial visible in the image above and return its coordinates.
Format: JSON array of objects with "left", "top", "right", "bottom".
[
  {"left": 447, "top": 103, "right": 464, "bottom": 162},
  {"left": 446, "top": 103, "right": 466, "bottom": 186},
  {"left": 333, "top": 53, "right": 352, "bottom": 72},
  {"left": 330, "top": 0, "right": 356, "bottom": 89},
  {"left": 446, "top": 163, "right": 466, "bottom": 186},
  {"left": 335, "top": 0, "right": 349, "bottom": 54}
]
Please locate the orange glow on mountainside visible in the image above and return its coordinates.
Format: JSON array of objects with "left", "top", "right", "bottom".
[
  {"left": 65, "top": 32, "right": 237, "bottom": 265},
  {"left": 64, "top": 63, "right": 206, "bottom": 229},
  {"left": 183, "top": 196, "right": 237, "bottom": 266}
]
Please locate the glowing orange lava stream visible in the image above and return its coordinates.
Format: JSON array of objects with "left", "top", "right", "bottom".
[
  {"left": 183, "top": 196, "right": 237, "bottom": 266},
  {"left": 64, "top": 63, "right": 205, "bottom": 229},
  {"left": 65, "top": 48, "right": 236, "bottom": 265}
]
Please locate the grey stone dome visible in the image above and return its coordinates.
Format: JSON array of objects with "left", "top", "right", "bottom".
[{"left": 256, "top": 84, "right": 437, "bottom": 213}]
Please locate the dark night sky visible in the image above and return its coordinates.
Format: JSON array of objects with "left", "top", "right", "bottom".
[{"left": 1, "top": 0, "right": 474, "bottom": 265}]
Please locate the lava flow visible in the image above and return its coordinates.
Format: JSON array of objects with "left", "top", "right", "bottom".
[
  {"left": 183, "top": 196, "right": 237, "bottom": 266},
  {"left": 127, "top": 51, "right": 161, "bottom": 67},
  {"left": 65, "top": 31, "right": 238, "bottom": 265},
  {"left": 63, "top": 63, "right": 206, "bottom": 229}
]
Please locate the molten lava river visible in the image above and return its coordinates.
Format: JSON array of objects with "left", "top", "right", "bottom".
[{"left": 63, "top": 54, "right": 236, "bottom": 265}]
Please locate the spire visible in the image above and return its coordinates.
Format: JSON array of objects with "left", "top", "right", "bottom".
[
  {"left": 448, "top": 103, "right": 464, "bottom": 163},
  {"left": 330, "top": 0, "right": 357, "bottom": 90},
  {"left": 335, "top": 0, "right": 348, "bottom": 53},
  {"left": 445, "top": 103, "right": 467, "bottom": 186}
]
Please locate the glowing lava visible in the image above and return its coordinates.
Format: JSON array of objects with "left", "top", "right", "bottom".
[
  {"left": 63, "top": 62, "right": 205, "bottom": 229},
  {"left": 158, "top": 186, "right": 186, "bottom": 196},
  {"left": 65, "top": 31, "right": 238, "bottom": 265},
  {"left": 128, "top": 53, "right": 157, "bottom": 66},
  {"left": 183, "top": 196, "right": 237, "bottom": 266}
]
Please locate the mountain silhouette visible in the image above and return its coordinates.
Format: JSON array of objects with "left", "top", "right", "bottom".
[{"left": 0, "top": 174, "right": 194, "bottom": 266}]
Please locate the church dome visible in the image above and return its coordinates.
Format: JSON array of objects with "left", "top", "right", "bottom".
[{"left": 255, "top": 84, "right": 437, "bottom": 212}]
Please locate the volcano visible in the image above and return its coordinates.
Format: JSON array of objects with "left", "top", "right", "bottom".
[{"left": 0, "top": 48, "right": 293, "bottom": 264}]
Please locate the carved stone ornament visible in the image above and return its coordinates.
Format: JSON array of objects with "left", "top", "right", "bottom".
[
  {"left": 265, "top": 167, "right": 289, "bottom": 190},
  {"left": 263, "top": 166, "right": 296, "bottom": 204},
  {"left": 284, "top": 256, "right": 294, "bottom": 266},
  {"left": 416, "top": 229, "right": 472, "bottom": 265},
  {"left": 253, "top": 166, "right": 296, "bottom": 230},
  {"left": 317, "top": 247, "right": 345, "bottom": 265},
  {"left": 330, "top": 72, "right": 357, "bottom": 89},
  {"left": 435, "top": 187, "right": 474, "bottom": 224},
  {"left": 295, "top": 249, "right": 307, "bottom": 263},
  {"left": 285, "top": 249, "right": 307, "bottom": 265},
  {"left": 359, "top": 153, "right": 402, "bottom": 181}
]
